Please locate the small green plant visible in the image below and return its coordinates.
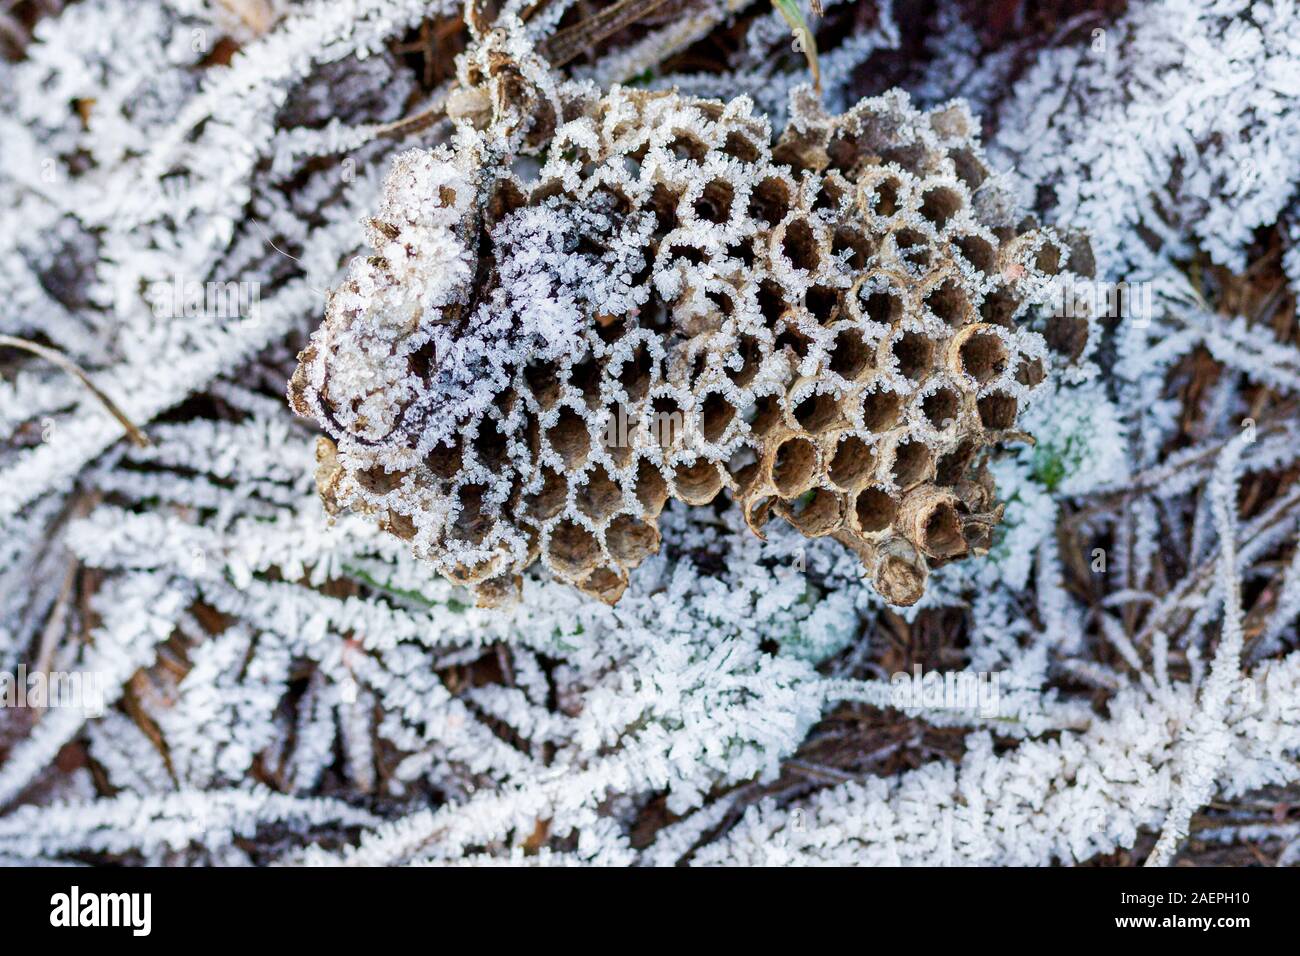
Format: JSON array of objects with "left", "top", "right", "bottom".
[
  {"left": 773, "top": 0, "right": 821, "bottom": 91},
  {"left": 1031, "top": 442, "right": 1070, "bottom": 492}
]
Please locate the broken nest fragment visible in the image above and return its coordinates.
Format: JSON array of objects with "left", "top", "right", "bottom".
[{"left": 290, "top": 82, "right": 1092, "bottom": 608}]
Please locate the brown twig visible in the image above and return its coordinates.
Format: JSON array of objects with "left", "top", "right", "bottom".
[
  {"left": 541, "top": 0, "right": 672, "bottom": 68},
  {"left": 0, "top": 335, "right": 150, "bottom": 447}
]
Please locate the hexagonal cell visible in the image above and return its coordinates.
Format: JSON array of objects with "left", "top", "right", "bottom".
[
  {"left": 871, "top": 537, "right": 928, "bottom": 606},
  {"left": 1034, "top": 238, "right": 1062, "bottom": 275},
  {"left": 813, "top": 175, "right": 848, "bottom": 215},
  {"left": 888, "top": 438, "right": 933, "bottom": 490},
  {"left": 853, "top": 486, "right": 898, "bottom": 533},
  {"left": 757, "top": 279, "right": 791, "bottom": 327},
  {"left": 547, "top": 406, "right": 592, "bottom": 467},
  {"left": 860, "top": 388, "right": 903, "bottom": 432},
  {"left": 577, "top": 465, "right": 624, "bottom": 522},
  {"left": 569, "top": 357, "right": 604, "bottom": 407},
  {"left": 452, "top": 484, "right": 493, "bottom": 545},
  {"left": 832, "top": 226, "right": 873, "bottom": 270},
  {"left": 748, "top": 176, "right": 792, "bottom": 225},
  {"left": 605, "top": 513, "right": 660, "bottom": 566},
  {"left": 426, "top": 442, "right": 463, "bottom": 481},
  {"left": 979, "top": 288, "right": 1020, "bottom": 327},
  {"left": 380, "top": 508, "right": 416, "bottom": 541},
  {"left": 953, "top": 233, "right": 997, "bottom": 275},
  {"left": 861, "top": 174, "right": 902, "bottom": 217},
  {"left": 892, "top": 227, "right": 932, "bottom": 271},
  {"left": 902, "top": 490, "right": 967, "bottom": 560},
  {"left": 722, "top": 130, "right": 760, "bottom": 163},
  {"left": 924, "top": 277, "right": 970, "bottom": 327},
  {"left": 472, "top": 418, "right": 510, "bottom": 471},
  {"left": 955, "top": 329, "right": 1008, "bottom": 384},
  {"left": 546, "top": 519, "right": 600, "bottom": 576},
  {"left": 749, "top": 394, "right": 783, "bottom": 436},
  {"left": 977, "top": 392, "right": 1018, "bottom": 431},
  {"left": 579, "top": 566, "right": 628, "bottom": 604},
  {"left": 615, "top": 344, "right": 654, "bottom": 401},
  {"left": 673, "top": 458, "right": 723, "bottom": 505},
  {"left": 1045, "top": 314, "right": 1090, "bottom": 363},
  {"left": 806, "top": 286, "right": 841, "bottom": 324},
  {"left": 1016, "top": 355, "right": 1046, "bottom": 388},
  {"left": 694, "top": 179, "right": 735, "bottom": 225},
  {"left": 357, "top": 463, "right": 406, "bottom": 495},
  {"left": 524, "top": 363, "right": 564, "bottom": 410},
  {"left": 646, "top": 395, "right": 684, "bottom": 448},
  {"left": 771, "top": 436, "right": 819, "bottom": 497},
  {"left": 919, "top": 186, "right": 963, "bottom": 230},
  {"left": 780, "top": 219, "right": 820, "bottom": 272},
  {"left": 648, "top": 181, "right": 680, "bottom": 232},
  {"left": 700, "top": 391, "right": 737, "bottom": 443},
  {"left": 775, "top": 320, "right": 815, "bottom": 362},
  {"left": 633, "top": 457, "right": 669, "bottom": 515},
  {"left": 668, "top": 129, "right": 708, "bottom": 163},
  {"left": 704, "top": 288, "right": 735, "bottom": 326},
  {"left": 922, "top": 503, "right": 965, "bottom": 557},
  {"left": 890, "top": 329, "right": 934, "bottom": 384},
  {"left": 793, "top": 390, "right": 843, "bottom": 434},
  {"left": 780, "top": 487, "right": 843, "bottom": 537},
  {"left": 857, "top": 285, "right": 905, "bottom": 326},
  {"left": 525, "top": 467, "right": 568, "bottom": 521},
  {"left": 829, "top": 435, "right": 876, "bottom": 491},
  {"left": 826, "top": 130, "right": 869, "bottom": 171},
  {"left": 948, "top": 147, "right": 987, "bottom": 189},
  {"left": 921, "top": 386, "right": 961, "bottom": 430},
  {"left": 829, "top": 327, "right": 874, "bottom": 381},
  {"left": 936, "top": 440, "right": 979, "bottom": 487},
  {"left": 601, "top": 407, "right": 636, "bottom": 468},
  {"left": 725, "top": 335, "right": 763, "bottom": 387}
]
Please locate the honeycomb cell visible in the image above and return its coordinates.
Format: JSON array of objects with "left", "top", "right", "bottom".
[
  {"left": 547, "top": 407, "right": 591, "bottom": 467},
  {"left": 828, "top": 435, "right": 877, "bottom": 491},
  {"left": 673, "top": 458, "right": 724, "bottom": 505},
  {"left": 547, "top": 519, "right": 599, "bottom": 576},
  {"left": 853, "top": 486, "right": 898, "bottom": 534},
  {"left": 977, "top": 392, "right": 1018, "bottom": 431},
  {"left": 953, "top": 326, "right": 1009, "bottom": 384},
  {"left": 793, "top": 390, "right": 842, "bottom": 434},
  {"left": 829, "top": 327, "right": 873, "bottom": 381},
  {"left": 860, "top": 387, "right": 903, "bottom": 433},
  {"left": 777, "top": 487, "right": 843, "bottom": 537},
  {"left": 885, "top": 436, "right": 934, "bottom": 490},
  {"left": 771, "top": 436, "right": 819, "bottom": 497}
]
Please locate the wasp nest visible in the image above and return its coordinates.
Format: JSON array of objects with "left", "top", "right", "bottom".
[{"left": 290, "top": 84, "right": 1091, "bottom": 607}]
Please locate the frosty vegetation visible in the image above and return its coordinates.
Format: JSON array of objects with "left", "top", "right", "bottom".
[{"left": 0, "top": 0, "right": 1298, "bottom": 867}]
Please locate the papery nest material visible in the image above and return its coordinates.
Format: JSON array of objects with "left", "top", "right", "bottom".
[{"left": 291, "top": 58, "right": 1093, "bottom": 608}]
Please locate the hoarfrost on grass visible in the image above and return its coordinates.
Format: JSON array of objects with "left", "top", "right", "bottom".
[{"left": 1, "top": 0, "right": 1299, "bottom": 866}]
